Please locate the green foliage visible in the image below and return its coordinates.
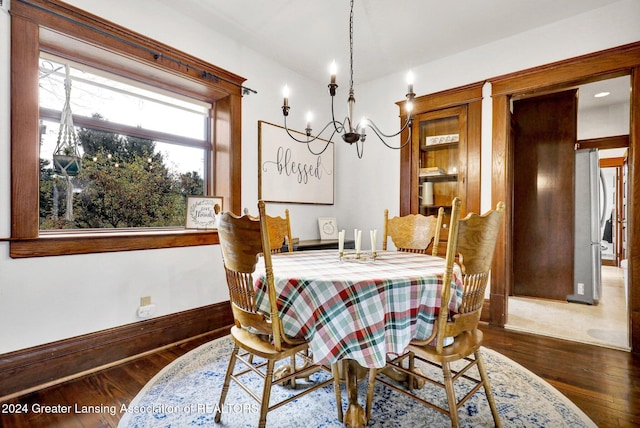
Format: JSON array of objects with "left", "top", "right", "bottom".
[{"left": 39, "top": 119, "right": 204, "bottom": 230}]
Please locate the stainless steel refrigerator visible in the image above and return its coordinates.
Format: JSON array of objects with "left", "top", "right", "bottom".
[{"left": 567, "top": 148, "right": 605, "bottom": 305}]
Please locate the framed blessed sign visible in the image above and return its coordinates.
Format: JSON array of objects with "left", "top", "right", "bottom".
[
  {"left": 258, "top": 121, "right": 334, "bottom": 204},
  {"left": 185, "top": 196, "right": 223, "bottom": 229}
]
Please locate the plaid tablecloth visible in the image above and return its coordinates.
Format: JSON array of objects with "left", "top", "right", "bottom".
[{"left": 254, "top": 250, "right": 463, "bottom": 369}]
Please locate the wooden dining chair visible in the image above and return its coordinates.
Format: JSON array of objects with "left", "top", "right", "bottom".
[
  {"left": 214, "top": 200, "right": 334, "bottom": 428},
  {"left": 372, "top": 197, "right": 505, "bottom": 427},
  {"left": 382, "top": 208, "right": 444, "bottom": 256},
  {"left": 266, "top": 209, "right": 293, "bottom": 253},
  {"left": 243, "top": 207, "right": 293, "bottom": 253}
]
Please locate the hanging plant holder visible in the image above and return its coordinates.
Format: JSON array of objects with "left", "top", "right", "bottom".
[
  {"left": 52, "top": 64, "right": 82, "bottom": 177},
  {"left": 51, "top": 64, "right": 81, "bottom": 222},
  {"left": 53, "top": 154, "right": 81, "bottom": 176}
]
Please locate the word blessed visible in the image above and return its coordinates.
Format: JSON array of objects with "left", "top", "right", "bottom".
[{"left": 262, "top": 146, "right": 327, "bottom": 184}]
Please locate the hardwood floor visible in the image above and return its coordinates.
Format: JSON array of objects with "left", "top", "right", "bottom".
[
  {"left": 1, "top": 324, "right": 639, "bottom": 427},
  {"left": 481, "top": 324, "right": 640, "bottom": 427}
]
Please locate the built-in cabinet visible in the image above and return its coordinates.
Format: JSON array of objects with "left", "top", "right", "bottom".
[
  {"left": 398, "top": 82, "right": 483, "bottom": 252},
  {"left": 417, "top": 107, "right": 465, "bottom": 219}
]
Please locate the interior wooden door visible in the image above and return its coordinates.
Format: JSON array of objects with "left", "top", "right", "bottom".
[{"left": 512, "top": 90, "right": 577, "bottom": 300}]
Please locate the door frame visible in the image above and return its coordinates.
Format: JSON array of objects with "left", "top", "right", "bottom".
[
  {"left": 601, "top": 155, "right": 628, "bottom": 266},
  {"left": 489, "top": 42, "right": 640, "bottom": 353},
  {"left": 581, "top": 135, "right": 629, "bottom": 266}
]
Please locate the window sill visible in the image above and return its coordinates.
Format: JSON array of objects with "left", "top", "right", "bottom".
[{"left": 9, "top": 229, "right": 219, "bottom": 258}]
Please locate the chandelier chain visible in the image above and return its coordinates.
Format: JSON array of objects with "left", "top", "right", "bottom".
[{"left": 349, "top": 0, "right": 354, "bottom": 91}]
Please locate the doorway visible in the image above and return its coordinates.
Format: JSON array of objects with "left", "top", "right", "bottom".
[
  {"left": 488, "top": 43, "right": 639, "bottom": 350},
  {"left": 600, "top": 156, "right": 628, "bottom": 267},
  {"left": 506, "top": 76, "right": 630, "bottom": 348}
]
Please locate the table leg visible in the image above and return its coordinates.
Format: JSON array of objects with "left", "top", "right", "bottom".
[{"left": 343, "top": 359, "right": 367, "bottom": 428}]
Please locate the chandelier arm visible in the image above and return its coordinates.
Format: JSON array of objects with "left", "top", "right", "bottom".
[
  {"left": 365, "top": 117, "right": 411, "bottom": 139},
  {"left": 284, "top": 116, "right": 341, "bottom": 155},
  {"left": 283, "top": 117, "right": 316, "bottom": 144},
  {"left": 306, "top": 134, "right": 334, "bottom": 156},
  {"left": 331, "top": 94, "right": 344, "bottom": 134},
  {"left": 365, "top": 119, "right": 413, "bottom": 150},
  {"left": 354, "top": 140, "right": 364, "bottom": 159}
]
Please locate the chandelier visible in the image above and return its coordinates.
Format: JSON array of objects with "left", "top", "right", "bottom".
[{"left": 281, "top": 0, "right": 415, "bottom": 158}]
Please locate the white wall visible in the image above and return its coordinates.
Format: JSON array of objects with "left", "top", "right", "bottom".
[
  {"left": 579, "top": 103, "right": 631, "bottom": 140},
  {"left": 1, "top": 0, "right": 638, "bottom": 354}
]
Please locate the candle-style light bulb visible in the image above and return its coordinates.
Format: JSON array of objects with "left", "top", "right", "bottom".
[
  {"left": 406, "top": 70, "right": 414, "bottom": 95},
  {"left": 359, "top": 118, "right": 368, "bottom": 139},
  {"left": 305, "top": 111, "right": 313, "bottom": 137},
  {"left": 282, "top": 85, "right": 290, "bottom": 106},
  {"left": 330, "top": 61, "right": 337, "bottom": 84}
]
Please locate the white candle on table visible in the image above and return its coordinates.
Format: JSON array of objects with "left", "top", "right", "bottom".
[
  {"left": 338, "top": 230, "right": 345, "bottom": 256},
  {"left": 370, "top": 229, "right": 375, "bottom": 253},
  {"left": 372, "top": 229, "right": 378, "bottom": 255},
  {"left": 355, "top": 229, "right": 361, "bottom": 255}
]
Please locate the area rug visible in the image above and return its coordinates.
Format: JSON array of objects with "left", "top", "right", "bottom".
[{"left": 118, "top": 336, "right": 596, "bottom": 427}]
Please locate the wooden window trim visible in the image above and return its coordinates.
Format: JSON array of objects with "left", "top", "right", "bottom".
[{"left": 9, "top": 0, "right": 244, "bottom": 257}]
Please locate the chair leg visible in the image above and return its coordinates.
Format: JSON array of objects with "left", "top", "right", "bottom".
[
  {"left": 258, "top": 359, "right": 276, "bottom": 428},
  {"left": 365, "top": 367, "right": 378, "bottom": 421},
  {"left": 214, "top": 344, "right": 239, "bottom": 423},
  {"left": 290, "top": 355, "right": 297, "bottom": 388},
  {"left": 332, "top": 363, "right": 343, "bottom": 422},
  {"left": 408, "top": 351, "right": 416, "bottom": 390},
  {"left": 475, "top": 350, "right": 502, "bottom": 428},
  {"left": 442, "top": 361, "right": 460, "bottom": 428}
]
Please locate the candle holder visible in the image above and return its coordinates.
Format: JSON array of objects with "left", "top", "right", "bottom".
[{"left": 340, "top": 250, "right": 377, "bottom": 263}]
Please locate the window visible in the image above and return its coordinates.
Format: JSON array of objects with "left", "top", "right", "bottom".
[
  {"left": 10, "top": 0, "right": 244, "bottom": 257},
  {"left": 39, "top": 54, "right": 208, "bottom": 230}
]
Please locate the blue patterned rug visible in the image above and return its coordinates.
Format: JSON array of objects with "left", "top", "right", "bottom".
[{"left": 118, "top": 335, "right": 596, "bottom": 427}]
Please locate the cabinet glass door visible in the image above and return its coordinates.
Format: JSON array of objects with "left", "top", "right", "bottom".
[{"left": 415, "top": 106, "right": 466, "bottom": 227}]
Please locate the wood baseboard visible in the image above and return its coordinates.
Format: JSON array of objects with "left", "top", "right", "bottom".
[{"left": 0, "top": 301, "right": 233, "bottom": 400}]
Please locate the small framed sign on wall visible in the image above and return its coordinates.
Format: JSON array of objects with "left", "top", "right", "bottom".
[
  {"left": 258, "top": 121, "right": 334, "bottom": 204},
  {"left": 185, "top": 196, "right": 223, "bottom": 229}
]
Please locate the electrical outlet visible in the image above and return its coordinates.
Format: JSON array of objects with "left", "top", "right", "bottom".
[
  {"left": 577, "top": 283, "right": 585, "bottom": 295},
  {"left": 137, "top": 304, "right": 156, "bottom": 318},
  {"left": 140, "top": 296, "right": 151, "bottom": 306}
]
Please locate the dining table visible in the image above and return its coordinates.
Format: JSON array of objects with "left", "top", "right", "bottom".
[{"left": 254, "top": 248, "right": 463, "bottom": 427}]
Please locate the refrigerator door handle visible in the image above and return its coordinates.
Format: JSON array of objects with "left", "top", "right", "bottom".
[{"left": 600, "top": 168, "right": 607, "bottom": 228}]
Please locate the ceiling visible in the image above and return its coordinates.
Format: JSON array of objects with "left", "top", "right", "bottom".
[
  {"left": 158, "top": 0, "right": 630, "bottom": 150},
  {"left": 160, "top": 0, "right": 622, "bottom": 84}
]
